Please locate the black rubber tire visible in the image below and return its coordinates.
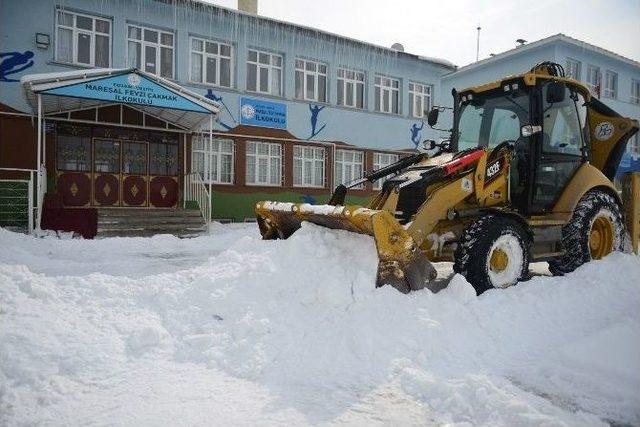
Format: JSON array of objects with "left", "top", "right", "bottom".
[
  {"left": 453, "top": 214, "right": 531, "bottom": 295},
  {"left": 548, "top": 191, "right": 625, "bottom": 276}
]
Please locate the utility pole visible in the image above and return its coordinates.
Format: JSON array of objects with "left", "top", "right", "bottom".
[{"left": 476, "top": 26, "right": 481, "bottom": 62}]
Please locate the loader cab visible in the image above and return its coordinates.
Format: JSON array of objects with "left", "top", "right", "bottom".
[{"left": 451, "top": 77, "right": 589, "bottom": 215}]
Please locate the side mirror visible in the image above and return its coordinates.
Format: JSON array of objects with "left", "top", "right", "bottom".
[
  {"left": 546, "top": 81, "right": 566, "bottom": 104},
  {"left": 427, "top": 108, "right": 439, "bottom": 127}
]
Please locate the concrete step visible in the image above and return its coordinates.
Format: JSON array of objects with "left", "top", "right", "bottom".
[
  {"left": 97, "top": 208, "right": 203, "bottom": 218},
  {"left": 96, "top": 228, "right": 207, "bottom": 239},
  {"left": 95, "top": 208, "right": 206, "bottom": 238},
  {"left": 98, "top": 216, "right": 205, "bottom": 227},
  {"left": 98, "top": 222, "right": 206, "bottom": 232}
]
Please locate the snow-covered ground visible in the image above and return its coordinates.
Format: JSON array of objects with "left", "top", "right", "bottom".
[{"left": 1, "top": 223, "right": 639, "bottom": 426}]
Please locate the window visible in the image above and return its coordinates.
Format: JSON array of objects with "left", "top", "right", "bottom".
[
  {"left": 56, "top": 10, "right": 111, "bottom": 67},
  {"left": 150, "top": 141, "right": 179, "bottom": 176},
  {"left": 372, "top": 152, "right": 399, "bottom": 190},
  {"left": 192, "top": 136, "right": 234, "bottom": 184},
  {"left": 409, "top": 82, "right": 433, "bottom": 118},
  {"left": 190, "top": 38, "right": 233, "bottom": 87},
  {"left": 533, "top": 83, "right": 586, "bottom": 208},
  {"left": 566, "top": 58, "right": 581, "bottom": 80},
  {"left": 488, "top": 108, "right": 521, "bottom": 148},
  {"left": 542, "top": 84, "right": 584, "bottom": 156},
  {"left": 293, "top": 146, "right": 325, "bottom": 187},
  {"left": 604, "top": 71, "right": 618, "bottom": 99},
  {"left": 127, "top": 24, "right": 174, "bottom": 78},
  {"left": 586, "top": 65, "right": 601, "bottom": 98},
  {"left": 246, "top": 141, "right": 282, "bottom": 186},
  {"left": 295, "top": 59, "right": 327, "bottom": 102},
  {"left": 456, "top": 91, "right": 530, "bottom": 152},
  {"left": 374, "top": 76, "right": 400, "bottom": 114},
  {"left": 629, "top": 133, "right": 640, "bottom": 159},
  {"left": 632, "top": 79, "right": 640, "bottom": 104},
  {"left": 56, "top": 134, "right": 91, "bottom": 171},
  {"left": 335, "top": 149, "right": 364, "bottom": 188},
  {"left": 337, "top": 68, "right": 365, "bottom": 109},
  {"left": 246, "top": 49, "right": 283, "bottom": 96}
]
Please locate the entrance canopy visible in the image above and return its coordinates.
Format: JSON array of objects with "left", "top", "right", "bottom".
[{"left": 21, "top": 68, "right": 220, "bottom": 131}]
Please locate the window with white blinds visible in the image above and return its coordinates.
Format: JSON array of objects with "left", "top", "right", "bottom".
[{"left": 246, "top": 141, "right": 282, "bottom": 186}]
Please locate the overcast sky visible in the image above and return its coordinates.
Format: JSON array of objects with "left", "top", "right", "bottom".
[{"left": 205, "top": 0, "right": 640, "bottom": 67}]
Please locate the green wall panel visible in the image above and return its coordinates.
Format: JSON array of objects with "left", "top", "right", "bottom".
[{"left": 210, "top": 190, "right": 372, "bottom": 222}]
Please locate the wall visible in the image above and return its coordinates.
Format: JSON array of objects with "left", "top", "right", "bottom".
[{"left": 0, "top": 0, "right": 453, "bottom": 152}]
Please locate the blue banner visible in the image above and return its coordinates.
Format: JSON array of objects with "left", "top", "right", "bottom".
[
  {"left": 42, "top": 72, "right": 209, "bottom": 113},
  {"left": 240, "top": 97, "right": 287, "bottom": 129}
]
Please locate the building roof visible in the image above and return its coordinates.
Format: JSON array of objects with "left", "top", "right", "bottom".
[
  {"left": 163, "top": 0, "right": 456, "bottom": 70},
  {"left": 444, "top": 33, "right": 640, "bottom": 78},
  {"left": 21, "top": 68, "right": 220, "bottom": 131}
]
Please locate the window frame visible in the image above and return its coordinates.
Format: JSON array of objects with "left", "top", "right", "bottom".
[
  {"left": 334, "top": 149, "right": 365, "bottom": 189},
  {"left": 295, "top": 58, "right": 328, "bottom": 102},
  {"left": 189, "top": 36, "right": 234, "bottom": 88},
  {"left": 629, "top": 133, "right": 640, "bottom": 159},
  {"left": 586, "top": 64, "right": 601, "bottom": 97},
  {"left": 191, "top": 136, "right": 235, "bottom": 185},
  {"left": 246, "top": 49, "right": 283, "bottom": 96},
  {"left": 603, "top": 70, "right": 618, "bottom": 99},
  {"left": 631, "top": 79, "right": 640, "bottom": 104},
  {"left": 245, "top": 140, "right": 283, "bottom": 187},
  {"left": 374, "top": 75, "right": 400, "bottom": 114},
  {"left": 408, "top": 82, "right": 433, "bottom": 118},
  {"left": 55, "top": 9, "right": 112, "bottom": 67},
  {"left": 565, "top": 58, "right": 581, "bottom": 81},
  {"left": 293, "top": 145, "right": 326, "bottom": 188},
  {"left": 337, "top": 68, "right": 365, "bottom": 109},
  {"left": 126, "top": 24, "right": 175, "bottom": 79},
  {"left": 372, "top": 152, "right": 399, "bottom": 190}
]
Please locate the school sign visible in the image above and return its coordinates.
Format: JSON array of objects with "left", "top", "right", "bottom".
[{"left": 42, "top": 72, "right": 209, "bottom": 113}]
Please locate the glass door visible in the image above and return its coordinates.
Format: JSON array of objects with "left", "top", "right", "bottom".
[
  {"left": 92, "top": 139, "right": 121, "bottom": 206},
  {"left": 121, "top": 141, "right": 148, "bottom": 207}
]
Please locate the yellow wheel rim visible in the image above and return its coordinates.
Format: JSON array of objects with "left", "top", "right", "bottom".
[
  {"left": 589, "top": 216, "right": 614, "bottom": 259},
  {"left": 489, "top": 248, "right": 509, "bottom": 272}
]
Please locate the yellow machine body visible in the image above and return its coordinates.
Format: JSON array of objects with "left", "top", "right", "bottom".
[{"left": 256, "top": 63, "right": 640, "bottom": 293}]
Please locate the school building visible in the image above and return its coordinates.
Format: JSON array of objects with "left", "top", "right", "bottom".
[{"left": 1, "top": 0, "right": 639, "bottom": 237}]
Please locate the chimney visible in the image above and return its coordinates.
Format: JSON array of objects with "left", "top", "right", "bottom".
[{"left": 238, "top": 0, "right": 258, "bottom": 14}]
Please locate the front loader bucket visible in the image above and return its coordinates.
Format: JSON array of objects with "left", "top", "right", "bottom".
[{"left": 255, "top": 201, "right": 437, "bottom": 293}]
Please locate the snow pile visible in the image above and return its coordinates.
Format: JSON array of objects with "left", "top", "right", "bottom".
[{"left": 1, "top": 224, "right": 639, "bottom": 425}]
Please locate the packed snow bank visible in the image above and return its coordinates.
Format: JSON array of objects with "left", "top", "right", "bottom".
[{"left": 0, "top": 224, "right": 639, "bottom": 426}]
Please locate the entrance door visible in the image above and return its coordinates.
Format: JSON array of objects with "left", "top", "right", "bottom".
[
  {"left": 149, "top": 138, "right": 179, "bottom": 208},
  {"left": 93, "top": 139, "right": 121, "bottom": 206},
  {"left": 530, "top": 83, "right": 587, "bottom": 212},
  {"left": 121, "top": 141, "right": 148, "bottom": 206}
]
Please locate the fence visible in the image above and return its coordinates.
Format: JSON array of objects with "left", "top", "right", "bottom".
[
  {"left": 184, "top": 172, "right": 211, "bottom": 224},
  {"left": 0, "top": 168, "right": 36, "bottom": 233}
]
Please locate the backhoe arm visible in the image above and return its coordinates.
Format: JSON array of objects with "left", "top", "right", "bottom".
[{"left": 328, "top": 153, "right": 426, "bottom": 205}]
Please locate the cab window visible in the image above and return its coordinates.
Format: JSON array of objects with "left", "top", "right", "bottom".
[
  {"left": 456, "top": 90, "right": 529, "bottom": 151},
  {"left": 542, "top": 84, "right": 584, "bottom": 156},
  {"left": 488, "top": 108, "right": 521, "bottom": 148}
]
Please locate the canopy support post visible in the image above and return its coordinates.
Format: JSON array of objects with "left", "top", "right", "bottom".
[
  {"left": 36, "top": 94, "right": 42, "bottom": 233},
  {"left": 183, "top": 133, "right": 187, "bottom": 209},
  {"left": 208, "top": 115, "right": 213, "bottom": 226}
]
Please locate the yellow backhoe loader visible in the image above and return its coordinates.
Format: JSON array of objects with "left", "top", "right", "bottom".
[{"left": 256, "top": 62, "right": 640, "bottom": 294}]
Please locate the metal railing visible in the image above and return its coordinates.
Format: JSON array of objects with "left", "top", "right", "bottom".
[
  {"left": 0, "top": 168, "right": 36, "bottom": 233},
  {"left": 184, "top": 172, "right": 211, "bottom": 224}
]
